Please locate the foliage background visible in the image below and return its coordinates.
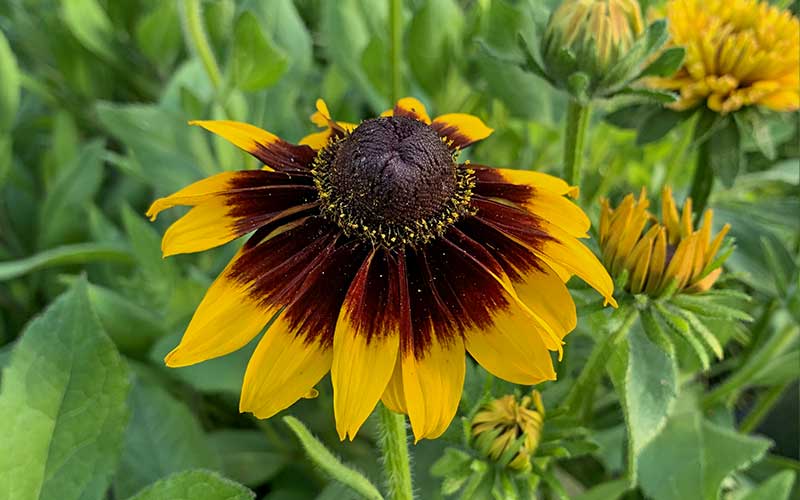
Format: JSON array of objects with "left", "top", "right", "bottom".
[{"left": 0, "top": 0, "right": 797, "bottom": 499}]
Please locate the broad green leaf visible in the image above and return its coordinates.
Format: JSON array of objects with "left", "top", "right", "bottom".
[
  {"left": 60, "top": 0, "right": 116, "bottom": 61},
  {"left": 0, "top": 243, "right": 133, "bottom": 282},
  {"left": 636, "top": 109, "right": 689, "bottom": 145},
  {"left": 638, "top": 412, "right": 771, "bottom": 500},
  {"left": 407, "top": 0, "right": 464, "bottom": 94},
  {"left": 0, "top": 279, "right": 130, "bottom": 500},
  {"left": 42, "top": 111, "right": 81, "bottom": 187},
  {"left": 38, "top": 140, "right": 106, "bottom": 248},
  {"left": 128, "top": 470, "right": 254, "bottom": 500},
  {"left": 209, "top": 430, "right": 287, "bottom": 487},
  {"left": 135, "top": 1, "right": 182, "bottom": 71},
  {"left": 740, "top": 470, "right": 796, "bottom": 500},
  {"left": 233, "top": 12, "right": 289, "bottom": 92},
  {"left": 0, "top": 30, "right": 20, "bottom": 131},
  {"left": 114, "top": 378, "right": 221, "bottom": 498},
  {"left": 623, "top": 324, "right": 678, "bottom": 484},
  {"left": 283, "top": 416, "right": 383, "bottom": 500}
]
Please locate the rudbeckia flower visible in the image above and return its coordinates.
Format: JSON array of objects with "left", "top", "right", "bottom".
[
  {"left": 599, "top": 186, "right": 730, "bottom": 296},
  {"left": 646, "top": 0, "right": 800, "bottom": 114},
  {"left": 148, "top": 98, "right": 615, "bottom": 441}
]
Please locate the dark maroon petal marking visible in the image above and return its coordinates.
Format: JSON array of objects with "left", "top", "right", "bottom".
[
  {"left": 456, "top": 215, "right": 546, "bottom": 283},
  {"left": 341, "top": 248, "right": 404, "bottom": 344},
  {"left": 225, "top": 185, "right": 318, "bottom": 234},
  {"left": 242, "top": 205, "right": 320, "bottom": 249},
  {"left": 282, "top": 240, "right": 371, "bottom": 348},
  {"left": 252, "top": 139, "right": 317, "bottom": 172},
  {"left": 393, "top": 103, "right": 427, "bottom": 122},
  {"left": 470, "top": 197, "right": 553, "bottom": 251},
  {"left": 431, "top": 122, "right": 475, "bottom": 149},
  {"left": 471, "top": 166, "right": 535, "bottom": 206}
]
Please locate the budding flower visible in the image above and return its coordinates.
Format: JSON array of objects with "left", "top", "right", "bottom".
[
  {"left": 470, "top": 391, "right": 545, "bottom": 471},
  {"left": 599, "top": 187, "right": 731, "bottom": 296}
]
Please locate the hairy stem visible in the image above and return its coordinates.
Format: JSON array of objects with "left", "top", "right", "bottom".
[
  {"left": 179, "top": 0, "right": 223, "bottom": 91},
  {"left": 563, "top": 99, "right": 591, "bottom": 188},
  {"left": 377, "top": 403, "right": 414, "bottom": 500},
  {"left": 739, "top": 382, "right": 790, "bottom": 434}
]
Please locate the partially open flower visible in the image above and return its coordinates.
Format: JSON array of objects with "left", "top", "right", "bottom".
[
  {"left": 540, "top": 0, "right": 646, "bottom": 98},
  {"left": 645, "top": 0, "right": 800, "bottom": 114},
  {"left": 599, "top": 187, "right": 731, "bottom": 296},
  {"left": 471, "top": 391, "right": 545, "bottom": 471},
  {"left": 148, "top": 97, "right": 615, "bottom": 442}
]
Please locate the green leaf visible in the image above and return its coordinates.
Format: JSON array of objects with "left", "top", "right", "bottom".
[
  {"left": 233, "top": 12, "right": 289, "bottom": 92},
  {"left": 639, "top": 412, "right": 771, "bottom": 500},
  {"left": 209, "top": 430, "right": 287, "bottom": 488},
  {"left": 0, "top": 243, "right": 133, "bottom": 282},
  {"left": 60, "top": 0, "right": 116, "bottom": 60},
  {"left": 0, "top": 30, "right": 20, "bottom": 131},
  {"left": 604, "top": 104, "right": 660, "bottom": 130},
  {"left": 608, "top": 324, "right": 678, "bottom": 485},
  {"left": 283, "top": 416, "right": 383, "bottom": 500},
  {"left": 38, "top": 140, "right": 106, "bottom": 248},
  {"left": 617, "top": 87, "right": 679, "bottom": 104},
  {"left": 734, "top": 109, "right": 777, "bottom": 160},
  {"left": 749, "top": 349, "right": 800, "bottom": 387},
  {"left": 654, "top": 303, "right": 711, "bottom": 370},
  {"left": 114, "top": 378, "right": 221, "bottom": 498},
  {"left": 740, "top": 470, "right": 796, "bottom": 500},
  {"left": 639, "top": 47, "right": 686, "bottom": 78},
  {"left": 128, "top": 470, "right": 254, "bottom": 500},
  {"left": 0, "top": 279, "right": 130, "bottom": 500},
  {"left": 407, "top": 0, "right": 464, "bottom": 93},
  {"left": 135, "top": 1, "right": 182, "bottom": 71},
  {"left": 710, "top": 119, "right": 742, "bottom": 187},
  {"left": 636, "top": 108, "right": 690, "bottom": 145}
]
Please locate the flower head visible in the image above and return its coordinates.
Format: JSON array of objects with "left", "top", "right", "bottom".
[
  {"left": 540, "top": 0, "right": 646, "bottom": 97},
  {"left": 471, "top": 391, "right": 545, "bottom": 471},
  {"left": 646, "top": 0, "right": 800, "bottom": 114},
  {"left": 599, "top": 186, "right": 731, "bottom": 296},
  {"left": 148, "top": 97, "right": 615, "bottom": 442}
]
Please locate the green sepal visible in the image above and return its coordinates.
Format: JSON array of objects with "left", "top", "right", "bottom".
[
  {"left": 654, "top": 302, "right": 711, "bottom": 370},
  {"left": 638, "top": 46, "right": 686, "bottom": 78}
]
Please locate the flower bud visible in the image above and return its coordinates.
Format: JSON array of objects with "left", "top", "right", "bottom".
[
  {"left": 470, "top": 391, "right": 545, "bottom": 471},
  {"left": 541, "top": 0, "right": 645, "bottom": 98}
]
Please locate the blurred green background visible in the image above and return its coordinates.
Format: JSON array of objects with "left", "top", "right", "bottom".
[{"left": 0, "top": 0, "right": 797, "bottom": 499}]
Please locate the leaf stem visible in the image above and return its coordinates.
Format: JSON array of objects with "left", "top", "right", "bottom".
[
  {"left": 179, "top": 0, "right": 223, "bottom": 91},
  {"left": 561, "top": 305, "right": 638, "bottom": 419},
  {"left": 689, "top": 135, "right": 714, "bottom": 220},
  {"left": 389, "top": 0, "right": 403, "bottom": 102},
  {"left": 377, "top": 403, "right": 414, "bottom": 500},
  {"left": 563, "top": 99, "right": 591, "bottom": 188}
]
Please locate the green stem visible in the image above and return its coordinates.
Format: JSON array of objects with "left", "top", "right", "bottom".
[
  {"left": 703, "top": 324, "right": 799, "bottom": 409},
  {"left": 561, "top": 305, "right": 637, "bottom": 419},
  {"left": 563, "top": 99, "right": 591, "bottom": 188},
  {"left": 377, "top": 403, "right": 414, "bottom": 500},
  {"left": 739, "top": 382, "right": 790, "bottom": 434},
  {"left": 389, "top": 0, "right": 403, "bottom": 102},
  {"left": 689, "top": 138, "right": 714, "bottom": 220},
  {"left": 179, "top": 0, "right": 223, "bottom": 91}
]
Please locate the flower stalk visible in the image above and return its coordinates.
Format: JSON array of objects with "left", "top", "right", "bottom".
[
  {"left": 563, "top": 99, "right": 591, "bottom": 188},
  {"left": 561, "top": 304, "right": 637, "bottom": 419},
  {"left": 377, "top": 404, "right": 414, "bottom": 500},
  {"left": 389, "top": 0, "right": 403, "bottom": 103},
  {"left": 179, "top": 0, "right": 223, "bottom": 91}
]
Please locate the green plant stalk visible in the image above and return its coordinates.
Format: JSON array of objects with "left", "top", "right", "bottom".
[
  {"left": 563, "top": 99, "right": 591, "bottom": 188},
  {"left": 561, "top": 305, "right": 637, "bottom": 419},
  {"left": 689, "top": 137, "right": 714, "bottom": 220},
  {"left": 739, "top": 382, "right": 790, "bottom": 434},
  {"left": 179, "top": 0, "right": 223, "bottom": 91},
  {"left": 389, "top": 0, "right": 403, "bottom": 102},
  {"left": 377, "top": 403, "right": 414, "bottom": 500}
]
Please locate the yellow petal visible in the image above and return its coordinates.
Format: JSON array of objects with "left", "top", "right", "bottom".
[
  {"left": 513, "top": 262, "right": 577, "bottom": 340},
  {"left": 165, "top": 250, "right": 275, "bottom": 367},
  {"left": 384, "top": 97, "right": 432, "bottom": 124},
  {"left": 526, "top": 190, "right": 591, "bottom": 238},
  {"left": 492, "top": 168, "right": 579, "bottom": 198},
  {"left": 239, "top": 313, "right": 332, "bottom": 419},
  {"left": 160, "top": 198, "right": 239, "bottom": 257},
  {"left": 381, "top": 353, "right": 407, "bottom": 414},
  {"left": 402, "top": 336, "right": 465, "bottom": 442},
  {"left": 147, "top": 171, "right": 239, "bottom": 221},
  {"left": 431, "top": 113, "right": 494, "bottom": 148}
]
